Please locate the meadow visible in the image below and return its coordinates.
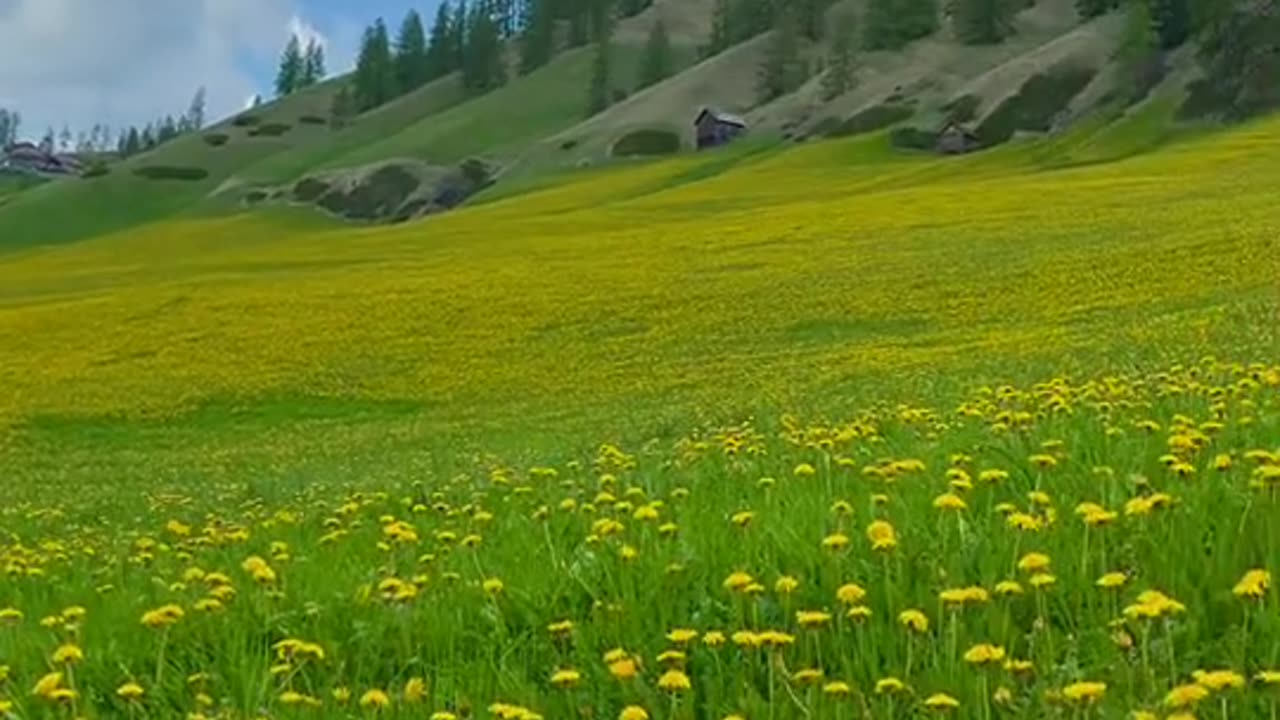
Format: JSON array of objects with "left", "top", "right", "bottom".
[{"left": 0, "top": 115, "right": 1277, "bottom": 719}]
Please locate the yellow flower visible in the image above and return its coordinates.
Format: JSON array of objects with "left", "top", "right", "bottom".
[
  {"left": 657, "top": 669, "right": 691, "bottom": 693},
  {"left": 846, "top": 605, "right": 873, "bottom": 621},
  {"left": 924, "top": 693, "right": 960, "bottom": 711},
  {"left": 32, "top": 671, "right": 63, "bottom": 698},
  {"left": 994, "top": 580, "right": 1024, "bottom": 597},
  {"left": 404, "top": 677, "right": 427, "bottom": 703},
  {"left": 932, "top": 493, "right": 967, "bottom": 511},
  {"left": 836, "top": 583, "right": 866, "bottom": 605},
  {"left": 547, "top": 620, "right": 574, "bottom": 637},
  {"left": 1123, "top": 590, "right": 1186, "bottom": 620},
  {"left": 730, "top": 511, "right": 755, "bottom": 528},
  {"left": 1255, "top": 670, "right": 1280, "bottom": 685},
  {"left": 1192, "top": 669, "right": 1246, "bottom": 691},
  {"left": 702, "top": 631, "right": 726, "bottom": 647},
  {"left": 140, "top": 604, "right": 185, "bottom": 629},
  {"left": 52, "top": 643, "right": 84, "bottom": 665},
  {"left": 1029, "top": 573, "right": 1057, "bottom": 589},
  {"left": 1232, "top": 569, "right": 1270, "bottom": 599},
  {"left": 619, "top": 706, "right": 649, "bottom": 720},
  {"left": 866, "top": 520, "right": 898, "bottom": 551},
  {"left": 1029, "top": 454, "right": 1058, "bottom": 469},
  {"left": 875, "top": 677, "right": 908, "bottom": 695},
  {"left": 993, "top": 686, "right": 1013, "bottom": 704},
  {"left": 1096, "top": 572, "right": 1127, "bottom": 589},
  {"left": 723, "top": 571, "right": 755, "bottom": 592},
  {"left": 963, "top": 644, "right": 1006, "bottom": 665},
  {"left": 794, "top": 463, "right": 817, "bottom": 477},
  {"left": 899, "top": 609, "right": 929, "bottom": 633},
  {"left": 47, "top": 688, "right": 77, "bottom": 704},
  {"left": 0, "top": 608, "right": 22, "bottom": 624},
  {"left": 280, "top": 690, "right": 322, "bottom": 707},
  {"left": 775, "top": 576, "right": 800, "bottom": 594},
  {"left": 792, "top": 668, "right": 824, "bottom": 685},
  {"left": 821, "top": 533, "right": 851, "bottom": 551},
  {"left": 1004, "top": 659, "right": 1034, "bottom": 675},
  {"left": 550, "top": 668, "right": 581, "bottom": 689},
  {"left": 482, "top": 578, "right": 505, "bottom": 594},
  {"left": 666, "top": 628, "right": 698, "bottom": 644},
  {"left": 332, "top": 687, "right": 353, "bottom": 704},
  {"left": 1017, "top": 553, "right": 1051, "bottom": 573},
  {"left": 609, "top": 658, "right": 639, "bottom": 680},
  {"left": 940, "top": 586, "right": 989, "bottom": 606},
  {"left": 1061, "top": 681, "right": 1106, "bottom": 704},
  {"left": 432, "top": 713, "right": 460, "bottom": 720},
  {"left": 823, "top": 681, "right": 852, "bottom": 696},
  {"left": 360, "top": 689, "right": 391, "bottom": 709},
  {"left": 796, "top": 610, "right": 832, "bottom": 629},
  {"left": 1165, "top": 683, "right": 1210, "bottom": 708},
  {"left": 656, "top": 650, "right": 686, "bottom": 666}
]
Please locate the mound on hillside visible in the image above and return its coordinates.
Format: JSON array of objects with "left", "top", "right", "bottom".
[{"left": 244, "top": 158, "right": 496, "bottom": 223}]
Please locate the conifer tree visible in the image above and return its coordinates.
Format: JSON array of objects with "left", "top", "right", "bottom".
[
  {"left": 426, "top": 2, "right": 456, "bottom": 78},
  {"left": 395, "top": 10, "right": 431, "bottom": 92},
  {"left": 637, "top": 19, "right": 673, "bottom": 89},
  {"left": 821, "top": 11, "right": 856, "bottom": 99},
  {"left": 521, "top": 0, "right": 557, "bottom": 73},
  {"left": 275, "top": 34, "right": 304, "bottom": 96},
  {"left": 757, "top": 5, "right": 804, "bottom": 103},
  {"left": 953, "top": 0, "right": 1016, "bottom": 44}
]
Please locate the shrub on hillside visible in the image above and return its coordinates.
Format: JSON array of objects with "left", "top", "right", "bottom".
[
  {"left": 824, "top": 103, "right": 915, "bottom": 138},
  {"left": 299, "top": 115, "right": 328, "bottom": 126},
  {"left": 248, "top": 123, "right": 292, "bottom": 138},
  {"left": 316, "top": 165, "right": 421, "bottom": 221},
  {"left": 612, "top": 128, "right": 681, "bottom": 157},
  {"left": 133, "top": 166, "right": 210, "bottom": 181},
  {"left": 292, "top": 177, "right": 332, "bottom": 203},
  {"left": 203, "top": 133, "right": 230, "bottom": 147},
  {"left": 943, "top": 94, "right": 981, "bottom": 124},
  {"left": 81, "top": 160, "right": 110, "bottom": 179},
  {"left": 888, "top": 126, "right": 938, "bottom": 151},
  {"left": 232, "top": 114, "right": 261, "bottom": 127},
  {"left": 975, "top": 64, "right": 1096, "bottom": 146}
]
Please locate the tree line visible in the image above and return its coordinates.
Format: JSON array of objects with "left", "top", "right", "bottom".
[{"left": 1, "top": 88, "right": 206, "bottom": 159}]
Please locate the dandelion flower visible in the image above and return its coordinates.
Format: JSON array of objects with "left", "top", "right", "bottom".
[
  {"left": 1192, "top": 669, "right": 1246, "bottom": 691},
  {"left": 619, "top": 706, "right": 649, "bottom": 720},
  {"left": 823, "top": 681, "right": 852, "bottom": 696},
  {"left": 796, "top": 610, "right": 832, "bottom": 629},
  {"left": 836, "top": 583, "right": 866, "bottom": 605},
  {"left": 964, "top": 644, "right": 1006, "bottom": 666},
  {"left": 866, "top": 521, "right": 897, "bottom": 551},
  {"left": 1232, "top": 569, "right": 1270, "bottom": 600},
  {"left": 822, "top": 533, "right": 851, "bottom": 551},
  {"left": 360, "top": 689, "right": 391, "bottom": 709},
  {"left": 52, "top": 643, "right": 84, "bottom": 665},
  {"left": 404, "top": 677, "right": 427, "bottom": 702},
  {"left": 1061, "top": 682, "right": 1106, "bottom": 704},
  {"left": 1165, "top": 683, "right": 1210, "bottom": 708},
  {"left": 876, "top": 677, "right": 908, "bottom": 695},
  {"left": 924, "top": 693, "right": 960, "bottom": 711},
  {"left": 657, "top": 669, "right": 691, "bottom": 693},
  {"left": 1096, "top": 572, "right": 1127, "bottom": 589},
  {"left": 899, "top": 609, "right": 929, "bottom": 633},
  {"left": 550, "top": 669, "right": 581, "bottom": 689}
]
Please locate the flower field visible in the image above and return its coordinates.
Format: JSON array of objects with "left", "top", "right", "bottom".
[{"left": 0, "top": 118, "right": 1278, "bottom": 719}]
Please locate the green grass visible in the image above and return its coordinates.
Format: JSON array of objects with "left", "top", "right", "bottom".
[{"left": 328, "top": 46, "right": 646, "bottom": 168}]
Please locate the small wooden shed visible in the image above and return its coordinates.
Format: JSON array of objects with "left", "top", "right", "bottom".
[
  {"left": 694, "top": 108, "right": 747, "bottom": 150},
  {"left": 936, "top": 121, "right": 981, "bottom": 155}
]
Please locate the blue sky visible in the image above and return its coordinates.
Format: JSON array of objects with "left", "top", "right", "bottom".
[{"left": 0, "top": 0, "right": 441, "bottom": 143}]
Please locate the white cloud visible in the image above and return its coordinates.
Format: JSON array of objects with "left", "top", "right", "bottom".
[{"left": 0, "top": 0, "right": 327, "bottom": 141}]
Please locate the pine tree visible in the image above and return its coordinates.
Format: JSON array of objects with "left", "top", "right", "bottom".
[
  {"left": 354, "top": 20, "right": 397, "bottom": 111},
  {"left": 1148, "top": 0, "right": 1190, "bottom": 48},
  {"left": 521, "top": 0, "right": 557, "bottom": 73},
  {"left": 462, "top": 2, "right": 505, "bottom": 92},
  {"left": 821, "top": 11, "right": 856, "bottom": 99},
  {"left": 897, "top": 0, "right": 939, "bottom": 43},
  {"left": 276, "top": 34, "right": 304, "bottom": 96},
  {"left": 863, "top": 0, "right": 898, "bottom": 49},
  {"left": 453, "top": 0, "right": 471, "bottom": 71},
  {"left": 1076, "top": 0, "right": 1118, "bottom": 20},
  {"left": 331, "top": 85, "right": 355, "bottom": 129},
  {"left": 757, "top": 6, "right": 804, "bottom": 103},
  {"left": 587, "top": 33, "right": 614, "bottom": 115},
  {"left": 707, "top": 0, "right": 733, "bottom": 55},
  {"left": 637, "top": 19, "right": 673, "bottom": 89},
  {"left": 186, "top": 87, "right": 207, "bottom": 130},
  {"left": 953, "top": 0, "right": 1015, "bottom": 44},
  {"left": 395, "top": 10, "right": 431, "bottom": 93},
  {"left": 426, "top": 1, "right": 456, "bottom": 78},
  {"left": 301, "top": 39, "right": 326, "bottom": 86}
]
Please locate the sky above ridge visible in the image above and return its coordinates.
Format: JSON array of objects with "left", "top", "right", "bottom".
[{"left": 0, "top": 0, "right": 441, "bottom": 142}]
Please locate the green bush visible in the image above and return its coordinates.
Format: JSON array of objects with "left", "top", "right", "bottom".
[
  {"left": 975, "top": 64, "right": 1096, "bottom": 147},
  {"left": 825, "top": 103, "right": 915, "bottom": 138},
  {"left": 133, "top": 166, "right": 210, "bottom": 181},
  {"left": 203, "top": 133, "right": 230, "bottom": 147},
  {"left": 292, "top": 177, "right": 332, "bottom": 203},
  {"left": 612, "top": 128, "right": 681, "bottom": 157},
  {"left": 943, "top": 94, "right": 981, "bottom": 123},
  {"left": 248, "top": 123, "right": 292, "bottom": 138},
  {"left": 888, "top": 126, "right": 937, "bottom": 151},
  {"left": 231, "top": 114, "right": 261, "bottom": 127},
  {"left": 81, "top": 161, "right": 110, "bottom": 179},
  {"left": 299, "top": 115, "right": 328, "bottom": 126}
]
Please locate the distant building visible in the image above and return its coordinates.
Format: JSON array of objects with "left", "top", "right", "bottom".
[
  {"left": 936, "top": 122, "right": 981, "bottom": 155},
  {"left": 1, "top": 142, "right": 80, "bottom": 175},
  {"left": 695, "top": 108, "right": 747, "bottom": 150}
]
